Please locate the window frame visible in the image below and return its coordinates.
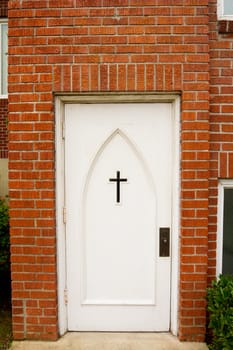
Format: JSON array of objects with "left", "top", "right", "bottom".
[
  {"left": 218, "top": 0, "right": 233, "bottom": 20},
  {"left": 0, "top": 19, "right": 8, "bottom": 98},
  {"left": 217, "top": 180, "right": 233, "bottom": 276}
]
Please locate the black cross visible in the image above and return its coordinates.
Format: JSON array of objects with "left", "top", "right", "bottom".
[{"left": 109, "top": 170, "right": 128, "bottom": 203}]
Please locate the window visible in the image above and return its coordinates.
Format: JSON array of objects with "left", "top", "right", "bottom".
[
  {"left": 0, "top": 21, "right": 8, "bottom": 97},
  {"left": 218, "top": 0, "right": 233, "bottom": 19},
  {"left": 217, "top": 180, "right": 233, "bottom": 275}
]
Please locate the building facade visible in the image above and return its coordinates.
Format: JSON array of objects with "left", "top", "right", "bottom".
[{"left": 2, "top": 0, "right": 233, "bottom": 343}]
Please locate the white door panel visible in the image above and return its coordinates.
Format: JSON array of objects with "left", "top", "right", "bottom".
[{"left": 65, "top": 103, "right": 172, "bottom": 331}]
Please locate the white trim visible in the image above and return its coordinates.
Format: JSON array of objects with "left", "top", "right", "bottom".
[
  {"left": 55, "top": 93, "right": 180, "bottom": 336},
  {"left": 0, "top": 19, "right": 8, "bottom": 97},
  {"left": 170, "top": 95, "right": 180, "bottom": 336},
  {"left": 218, "top": 0, "right": 233, "bottom": 20},
  {"left": 217, "top": 179, "right": 233, "bottom": 276},
  {"left": 55, "top": 98, "right": 67, "bottom": 335}
]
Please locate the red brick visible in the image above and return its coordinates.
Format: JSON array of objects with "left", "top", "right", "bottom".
[{"left": 5, "top": 0, "right": 225, "bottom": 343}]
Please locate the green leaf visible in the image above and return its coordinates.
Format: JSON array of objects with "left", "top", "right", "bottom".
[
  {"left": 0, "top": 198, "right": 10, "bottom": 273},
  {"left": 207, "top": 275, "right": 233, "bottom": 349}
]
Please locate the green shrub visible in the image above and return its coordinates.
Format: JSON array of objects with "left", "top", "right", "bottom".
[
  {"left": 0, "top": 198, "right": 10, "bottom": 273},
  {"left": 207, "top": 274, "right": 233, "bottom": 350}
]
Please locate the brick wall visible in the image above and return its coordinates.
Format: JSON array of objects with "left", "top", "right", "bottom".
[
  {"left": 0, "top": 99, "right": 8, "bottom": 158},
  {"left": 208, "top": 1, "right": 233, "bottom": 280},
  {"left": 0, "top": 0, "right": 8, "bottom": 159},
  {"left": 7, "top": 0, "right": 218, "bottom": 342},
  {"left": 0, "top": 0, "right": 8, "bottom": 17}
]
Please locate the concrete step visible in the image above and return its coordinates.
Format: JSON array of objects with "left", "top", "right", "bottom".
[{"left": 10, "top": 332, "right": 208, "bottom": 350}]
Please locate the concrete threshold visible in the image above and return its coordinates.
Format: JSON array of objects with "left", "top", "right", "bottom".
[{"left": 10, "top": 332, "right": 208, "bottom": 350}]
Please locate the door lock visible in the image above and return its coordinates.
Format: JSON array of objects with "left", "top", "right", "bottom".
[{"left": 159, "top": 227, "right": 170, "bottom": 257}]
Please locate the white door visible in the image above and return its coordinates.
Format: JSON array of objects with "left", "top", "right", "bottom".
[{"left": 65, "top": 102, "right": 173, "bottom": 331}]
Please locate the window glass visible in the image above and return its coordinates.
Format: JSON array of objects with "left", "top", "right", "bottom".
[
  {"left": 1, "top": 22, "right": 8, "bottom": 95},
  {"left": 222, "top": 188, "right": 233, "bottom": 275},
  {"left": 224, "top": 0, "right": 233, "bottom": 15}
]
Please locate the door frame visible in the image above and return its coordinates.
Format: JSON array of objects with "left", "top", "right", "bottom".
[{"left": 55, "top": 93, "right": 180, "bottom": 336}]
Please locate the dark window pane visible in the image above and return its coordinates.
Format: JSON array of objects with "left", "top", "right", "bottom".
[{"left": 222, "top": 188, "right": 233, "bottom": 275}]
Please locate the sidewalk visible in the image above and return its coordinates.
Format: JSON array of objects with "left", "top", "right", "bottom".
[{"left": 10, "top": 332, "right": 208, "bottom": 350}]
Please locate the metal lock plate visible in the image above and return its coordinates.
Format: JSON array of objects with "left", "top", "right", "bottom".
[{"left": 159, "top": 227, "right": 170, "bottom": 257}]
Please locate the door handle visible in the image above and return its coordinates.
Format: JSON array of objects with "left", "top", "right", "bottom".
[{"left": 159, "top": 227, "right": 170, "bottom": 257}]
